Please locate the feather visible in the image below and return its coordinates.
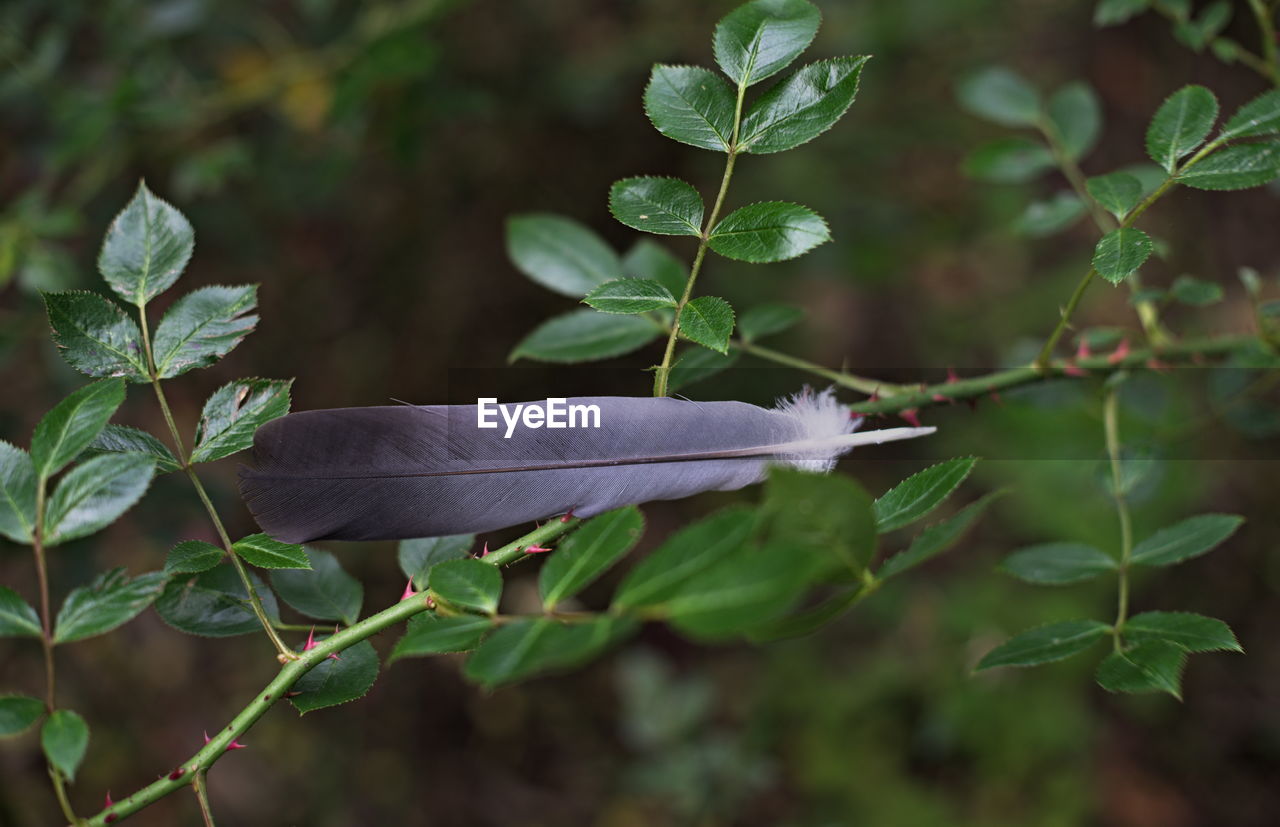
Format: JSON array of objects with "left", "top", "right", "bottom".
[{"left": 238, "top": 389, "right": 934, "bottom": 543}]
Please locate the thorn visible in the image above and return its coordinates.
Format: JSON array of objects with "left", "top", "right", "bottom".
[
  {"left": 106, "top": 815, "right": 118, "bottom": 824},
  {"left": 1063, "top": 363, "right": 1088, "bottom": 377},
  {"left": 899, "top": 409, "right": 922, "bottom": 428},
  {"left": 931, "top": 393, "right": 951, "bottom": 403},
  {"left": 1076, "top": 339, "right": 1092, "bottom": 360},
  {"left": 524, "top": 544, "right": 552, "bottom": 554},
  {"left": 283, "top": 690, "right": 302, "bottom": 698},
  {"left": 104, "top": 791, "right": 114, "bottom": 808},
  {"left": 479, "top": 541, "right": 490, "bottom": 557},
  {"left": 303, "top": 626, "right": 318, "bottom": 651},
  {"left": 400, "top": 579, "right": 417, "bottom": 601},
  {"left": 946, "top": 367, "right": 960, "bottom": 384},
  {"left": 202, "top": 731, "right": 210, "bottom": 745},
  {"left": 1107, "top": 338, "right": 1130, "bottom": 365},
  {"left": 168, "top": 768, "right": 186, "bottom": 781},
  {"left": 560, "top": 510, "right": 574, "bottom": 523},
  {"left": 226, "top": 737, "right": 248, "bottom": 751}
]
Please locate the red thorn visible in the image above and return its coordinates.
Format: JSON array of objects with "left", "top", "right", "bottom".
[
  {"left": 1063, "top": 363, "right": 1088, "bottom": 377},
  {"left": 284, "top": 690, "right": 302, "bottom": 698},
  {"left": 900, "top": 409, "right": 922, "bottom": 428},
  {"left": 1107, "top": 338, "right": 1130, "bottom": 365},
  {"left": 524, "top": 544, "right": 552, "bottom": 554},
  {"left": 479, "top": 541, "right": 490, "bottom": 557},
  {"left": 946, "top": 367, "right": 960, "bottom": 384},
  {"left": 560, "top": 510, "right": 574, "bottom": 523},
  {"left": 400, "top": 580, "right": 417, "bottom": 601},
  {"left": 932, "top": 393, "right": 950, "bottom": 403},
  {"left": 303, "top": 626, "right": 318, "bottom": 652},
  {"left": 226, "top": 737, "right": 248, "bottom": 751},
  {"left": 168, "top": 768, "right": 186, "bottom": 780},
  {"left": 104, "top": 791, "right": 114, "bottom": 808},
  {"left": 106, "top": 815, "right": 118, "bottom": 824},
  {"left": 203, "top": 731, "right": 210, "bottom": 745},
  {"left": 868, "top": 389, "right": 881, "bottom": 403},
  {"left": 1076, "top": 340, "right": 1092, "bottom": 360}
]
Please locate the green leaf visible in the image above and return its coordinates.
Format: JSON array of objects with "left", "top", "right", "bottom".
[
  {"left": 1086, "top": 172, "right": 1143, "bottom": 220},
  {"left": 738, "top": 304, "right": 804, "bottom": 342},
  {"left": 189, "top": 378, "right": 291, "bottom": 463},
  {"left": 0, "top": 585, "right": 41, "bottom": 637},
  {"left": 999, "top": 542, "right": 1118, "bottom": 585},
  {"left": 82, "top": 425, "right": 180, "bottom": 474},
  {"left": 44, "top": 453, "right": 154, "bottom": 545},
  {"left": 1094, "top": 0, "right": 1150, "bottom": 27},
  {"left": 151, "top": 285, "right": 258, "bottom": 378},
  {"left": 1014, "top": 193, "right": 1085, "bottom": 237},
  {"left": 1173, "top": 0, "right": 1231, "bottom": 51},
  {"left": 463, "top": 616, "right": 636, "bottom": 689},
  {"left": 506, "top": 213, "right": 621, "bottom": 298},
  {"left": 53, "top": 568, "right": 166, "bottom": 644},
  {"left": 539, "top": 507, "right": 644, "bottom": 609},
  {"left": 1092, "top": 227, "right": 1153, "bottom": 284},
  {"left": 608, "top": 177, "right": 703, "bottom": 236},
  {"left": 745, "top": 586, "right": 863, "bottom": 641},
  {"left": 709, "top": 202, "right": 829, "bottom": 263},
  {"left": 31, "top": 379, "right": 126, "bottom": 479},
  {"left": 874, "top": 457, "right": 977, "bottom": 533},
  {"left": 165, "top": 540, "right": 224, "bottom": 575},
  {"left": 738, "top": 56, "right": 870, "bottom": 154},
  {"left": 1047, "top": 81, "right": 1101, "bottom": 160},
  {"left": 1146, "top": 85, "right": 1218, "bottom": 172},
  {"left": 957, "top": 66, "right": 1040, "bottom": 127},
  {"left": 1095, "top": 640, "right": 1186, "bottom": 698},
  {"left": 613, "top": 506, "right": 756, "bottom": 611},
  {"left": 155, "top": 565, "right": 281, "bottom": 637},
  {"left": 390, "top": 614, "right": 493, "bottom": 661},
  {"left": 1124, "top": 611, "right": 1242, "bottom": 653},
  {"left": 643, "top": 65, "right": 736, "bottom": 152},
  {"left": 429, "top": 558, "right": 502, "bottom": 615},
  {"left": 0, "top": 442, "right": 37, "bottom": 544},
  {"left": 1170, "top": 274, "right": 1223, "bottom": 306},
  {"left": 41, "top": 709, "right": 88, "bottom": 781},
  {"left": 712, "top": 0, "right": 822, "bottom": 87},
  {"left": 763, "top": 467, "right": 877, "bottom": 572},
  {"left": 668, "top": 348, "right": 740, "bottom": 392},
  {"left": 399, "top": 535, "right": 474, "bottom": 590},
  {"left": 962, "top": 137, "right": 1055, "bottom": 183},
  {"left": 976, "top": 619, "right": 1112, "bottom": 670},
  {"left": 510, "top": 310, "right": 659, "bottom": 363},
  {"left": 1130, "top": 513, "right": 1243, "bottom": 566},
  {"left": 621, "top": 240, "right": 688, "bottom": 297},
  {"left": 0, "top": 695, "right": 45, "bottom": 737},
  {"left": 232, "top": 533, "right": 311, "bottom": 570},
  {"left": 98, "top": 182, "right": 194, "bottom": 306},
  {"left": 879, "top": 491, "right": 1002, "bottom": 580},
  {"left": 43, "top": 291, "right": 148, "bottom": 381},
  {"left": 679, "top": 296, "right": 735, "bottom": 353},
  {"left": 290, "top": 639, "right": 379, "bottom": 714},
  {"left": 1177, "top": 141, "right": 1280, "bottom": 190},
  {"left": 1219, "top": 89, "right": 1280, "bottom": 140},
  {"left": 583, "top": 279, "right": 677, "bottom": 314},
  {"left": 271, "top": 549, "right": 363, "bottom": 624}
]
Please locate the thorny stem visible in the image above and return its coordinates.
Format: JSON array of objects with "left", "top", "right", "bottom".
[
  {"left": 734, "top": 340, "right": 906, "bottom": 396},
  {"left": 81, "top": 520, "right": 580, "bottom": 826},
  {"left": 1104, "top": 388, "right": 1134, "bottom": 650}
]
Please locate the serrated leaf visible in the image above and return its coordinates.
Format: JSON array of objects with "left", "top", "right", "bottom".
[
  {"left": 1047, "top": 81, "right": 1101, "bottom": 160},
  {"left": 679, "top": 296, "right": 735, "bottom": 353},
  {"left": 98, "top": 182, "right": 194, "bottom": 306},
  {"left": 879, "top": 491, "right": 1001, "bottom": 579},
  {"left": 1086, "top": 172, "right": 1143, "bottom": 220},
  {"left": 713, "top": 0, "right": 822, "bottom": 87},
  {"left": 1219, "top": 89, "right": 1280, "bottom": 140},
  {"left": 43, "top": 291, "right": 148, "bottom": 381},
  {"left": 539, "top": 507, "right": 644, "bottom": 609},
  {"left": 1093, "top": 228, "right": 1153, "bottom": 284},
  {"left": 957, "top": 66, "right": 1040, "bottom": 127},
  {"left": 745, "top": 585, "right": 863, "bottom": 642},
  {"left": 429, "top": 558, "right": 502, "bottom": 615},
  {"left": 1177, "top": 141, "right": 1280, "bottom": 190},
  {"left": 390, "top": 614, "right": 493, "bottom": 661},
  {"left": 41, "top": 709, "right": 88, "bottom": 781},
  {"left": 999, "top": 542, "right": 1118, "bottom": 585},
  {"left": 190, "top": 378, "right": 291, "bottom": 463},
  {"left": 506, "top": 213, "right": 621, "bottom": 298},
  {"left": 53, "top": 568, "right": 166, "bottom": 644},
  {"left": 608, "top": 177, "right": 703, "bottom": 236},
  {"left": 1124, "top": 611, "right": 1241, "bottom": 653},
  {"left": 1094, "top": 0, "right": 1150, "bottom": 27},
  {"left": 622, "top": 240, "right": 688, "bottom": 297},
  {"left": 463, "top": 616, "right": 636, "bottom": 688},
  {"left": 738, "top": 57, "right": 869, "bottom": 154},
  {"left": 874, "top": 457, "right": 977, "bottom": 533},
  {"left": 613, "top": 506, "right": 756, "bottom": 610},
  {"left": 271, "top": 548, "right": 362, "bottom": 625},
  {"left": 962, "top": 137, "right": 1055, "bottom": 183},
  {"left": 232, "top": 533, "right": 311, "bottom": 569},
  {"left": 31, "top": 379, "right": 126, "bottom": 479},
  {"left": 976, "top": 619, "right": 1111, "bottom": 669},
  {"left": 510, "top": 309, "right": 659, "bottom": 363},
  {"left": 0, "top": 442, "right": 37, "bottom": 544},
  {"left": 583, "top": 279, "right": 677, "bottom": 314},
  {"left": 644, "top": 65, "right": 736, "bottom": 152},
  {"left": 399, "top": 535, "right": 474, "bottom": 590},
  {"left": 668, "top": 348, "right": 740, "bottom": 392},
  {"left": 165, "top": 540, "right": 224, "bottom": 575},
  {"left": 154, "top": 565, "right": 281, "bottom": 637},
  {"left": 82, "top": 425, "right": 179, "bottom": 474},
  {"left": 290, "top": 639, "right": 378, "bottom": 714},
  {"left": 1096, "top": 640, "right": 1186, "bottom": 697},
  {"left": 1130, "top": 513, "right": 1243, "bottom": 566},
  {"left": 44, "top": 453, "right": 154, "bottom": 545},
  {"left": 1170, "top": 274, "right": 1223, "bottom": 306},
  {"left": 151, "top": 285, "right": 258, "bottom": 378},
  {"left": 1146, "top": 85, "right": 1218, "bottom": 172},
  {"left": 1014, "top": 193, "right": 1085, "bottom": 237},
  {"left": 0, "top": 585, "right": 41, "bottom": 637},
  {"left": 763, "top": 467, "right": 877, "bottom": 572},
  {"left": 0, "top": 695, "right": 45, "bottom": 737},
  {"left": 738, "top": 304, "right": 804, "bottom": 342},
  {"left": 709, "top": 202, "right": 829, "bottom": 262}
]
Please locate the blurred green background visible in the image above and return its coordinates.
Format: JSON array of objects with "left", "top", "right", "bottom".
[{"left": 1, "top": 1, "right": 1278, "bottom": 824}]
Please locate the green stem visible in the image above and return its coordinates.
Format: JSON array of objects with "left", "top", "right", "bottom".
[
  {"left": 192, "top": 771, "right": 216, "bottom": 827},
  {"left": 1104, "top": 389, "right": 1134, "bottom": 649},
  {"left": 31, "top": 480, "right": 56, "bottom": 712},
  {"left": 1246, "top": 0, "right": 1280, "bottom": 86},
  {"left": 733, "top": 340, "right": 904, "bottom": 396},
  {"left": 49, "top": 765, "right": 80, "bottom": 826}
]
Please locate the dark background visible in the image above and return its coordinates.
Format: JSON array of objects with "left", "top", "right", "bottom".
[{"left": 1, "top": 1, "right": 1278, "bottom": 824}]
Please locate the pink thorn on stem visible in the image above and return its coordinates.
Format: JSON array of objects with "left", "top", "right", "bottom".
[
  {"left": 226, "top": 737, "right": 248, "bottom": 751},
  {"left": 560, "top": 510, "right": 574, "bottom": 523},
  {"left": 303, "top": 627, "right": 318, "bottom": 651},
  {"left": 932, "top": 393, "right": 951, "bottom": 403},
  {"left": 400, "top": 580, "right": 417, "bottom": 601},
  {"left": 1076, "top": 339, "right": 1092, "bottom": 360},
  {"left": 168, "top": 768, "right": 185, "bottom": 781},
  {"left": 203, "top": 731, "right": 210, "bottom": 745},
  {"left": 480, "top": 542, "right": 490, "bottom": 557},
  {"left": 947, "top": 367, "right": 960, "bottom": 384},
  {"left": 900, "top": 409, "right": 922, "bottom": 428},
  {"left": 1063, "top": 363, "right": 1088, "bottom": 377},
  {"left": 1107, "top": 339, "right": 1130, "bottom": 365},
  {"left": 104, "top": 791, "right": 114, "bottom": 808},
  {"left": 524, "top": 544, "right": 552, "bottom": 554}
]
